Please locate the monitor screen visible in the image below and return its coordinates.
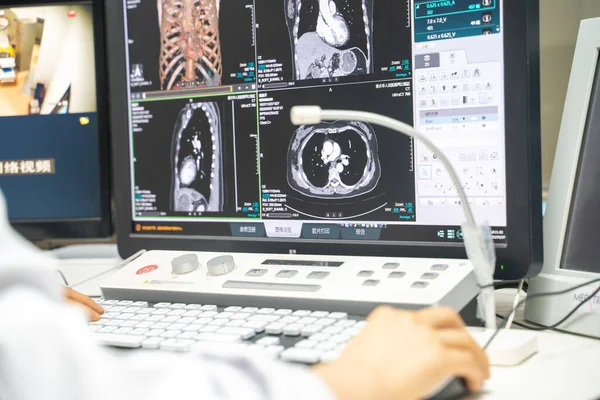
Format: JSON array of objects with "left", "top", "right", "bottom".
[
  {"left": 0, "top": 1, "right": 110, "bottom": 239},
  {"left": 121, "top": 0, "right": 508, "bottom": 247}
]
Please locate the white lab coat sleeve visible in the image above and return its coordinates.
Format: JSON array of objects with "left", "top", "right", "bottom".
[{"left": 0, "top": 271, "right": 336, "bottom": 400}]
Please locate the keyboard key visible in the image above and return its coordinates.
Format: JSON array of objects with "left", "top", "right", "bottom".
[
  {"left": 321, "top": 350, "right": 342, "bottom": 363},
  {"left": 195, "top": 333, "right": 240, "bottom": 343},
  {"left": 114, "top": 327, "right": 133, "bottom": 334},
  {"left": 243, "top": 321, "right": 268, "bottom": 332},
  {"left": 274, "top": 309, "right": 293, "bottom": 316},
  {"left": 153, "top": 322, "right": 171, "bottom": 330},
  {"left": 292, "top": 310, "right": 311, "bottom": 317},
  {"left": 281, "top": 348, "right": 321, "bottom": 364},
  {"left": 135, "top": 321, "right": 154, "bottom": 329},
  {"left": 297, "top": 317, "right": 317, "bottom": 325},
  {"left": 230, "top": 313, "right": 251, "bottom": 320},
  {"left": 329, "top": 312, "right": 348, "bottom": 320},
  {"left": 160, "top": 330, "right": 180, "bottom": 338},
  {"left": 335, "top": 320, "right": 356, "bottom": 328},
  {"left": 182, "top": 310, "right": 202, "bottom": 318},
  {"left": 162, "top": 316, "right": 181, "bottom": 323},
  {"left": 248, "top": 314, "right": 280, "bottom": 323},
  {"left": 90, "top": 319, "right": 106, "bottom": 326},
  {"left": 215, "top": 312, "right": 234, "bottom": 319},
  {"left": 142, "top": 337, "right": 165, "bottom": 349},
  {"left": 120, "top": 320, "right": 139, "bottom": 328},
  {"left": 241, "top": 307, "right": 259, "bottom": 314},
  {"left": 131, "top": 314, "right": 148, "bottom": 321},
  {"left": 184, "top": 304, "right": 202, "bottom": 310},
  {"left": 167, "top": 309, "right": 186, "bottom": 316},
  {"left": 309, "top": 333, "right": 331, "bottom": 342},
  {"left": 344, "top": 327, "right": 362, "bottom": 337},
  {"left": 283, "top": 324, "right": 302, "bottom": 336},
  {"left": 103, "top": 312, "right": 121, "bottom": 319},
  {"left": 323, "top": 326, "right": 344, "bottom": 335},
  {"left": 216, "top": 327, "right": 256, "bottom": 340},
  {"left": 316, "top": 341, "right": 337, "bottom": 351},
  {"left": 264, "top": 345, "right": 284, "bottom": 358},
  {"left": 123, "top": 307, "right": 142, "bottom": 313},
  {"left": 200, "top": 305, "right": 217, "bottom": 311},
  {"left": 103, "top": 300, "right": 119, "bottom": 305},
  {"left": 115, "top": 313, "right": 135, "bottom": 320},
  {"left": 225, "top": 320, "right": 245, "bottom": 327},
  {"left": 182, "top": 324, "right": 203, "bottom": 332},
  {"left": 170, "top": 303, "right": 187, "bottom": 309},
  {"left": 94, "top": 333, "right": 145, "bottom": 348},
  {"left": 257, "top": 308, "right": 275, "bottom": 315},
  {"left": 138, "top": 308, "right": 154, "bottom": 314},
  {"left": 167, "top": 323, "right": 187, "bottom": 331},
  {"left": 265, "top": 323, "right": 285, "bottom": 335},
  {"left": 256, "top": 336, "right": 280, "bottom": 346},
  {"left": 146, "top": 315, "right": 165, "bottom": 322},
  {"left": 132, "top": 301, "right": 148, "bottom": 307},
  {"left": 199, "top": 325, "right": 219, "bottom": 333},
  {"left": 131, "top": 328, "right": 150, "bottom": 335},
  {"left": 208, "top": 319, "right": 227, "bottom": 326},
  {"left": 178, "top": 331, "right": 198, "bottom": 339},
  {"left": 310, "top": 311, "right": 329, "bottom": 318},
  {"left": 146, "top": 329, "right": 166, "bottom": 337},
  {"left": 151, "top": 308, "right": 169, "bottom": 315},
  {"left": 295, "top": 340, "right": 317, "bottom": 349},
  {"left": 315, "top": 318, "right": 335, "bottom": 327},
  {"left": 280, "top": 316, "right": 299, "bottom": 324},
  {"left": 201, "top": 311, "right": 219, "bottom": 318},
  {"left": 154, "top": 302, "right": 171, "bottom": 308},
  {"left": 224, "top": 306, "right": 242, "bottom": 312},
  {"left": 178, "top": 317, "right": 197, "bottom": 324},
  {"left": 195, "top": 318, "right": 213, "bottom": 325},
  {"left": 89, "top": 325, "right": 101, "bottom": 332},
  {"left": 354, "top": 321, "right": 367, "bottom": 329},
  {"left": 160, "top": 339, "right": 195, "bottom": 352},
  {"left": 117, "top": 301, "right": 134, "bottom": 306},
  {"left": 105, "top": 320, "right": 123, "bottom": 327},
  {"left": 98, "top": 326, "right": 117, "bottom": 333},
  {"left": 301, "top": 325, "right": 323, "bottom": 336},
  {"left": 329, "top": 334, "right": 351, "bottom": 344}
]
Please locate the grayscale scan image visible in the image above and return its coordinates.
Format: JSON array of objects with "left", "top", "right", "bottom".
[
  {"left": 170, "top": 102, "right": 223, "bottom": 212},
  {"left": 284, "top": 0, "right": 373, "bottom": 80},
  {"left": 287, "top": 121, "right": 381, "bottom": 198}
]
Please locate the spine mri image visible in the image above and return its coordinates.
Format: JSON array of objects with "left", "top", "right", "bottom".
[
  {"left": 158, "top": 0, "right": 222, "bottom": 90},
  {"left": 287, "top": 121, "right": 381, "bottom": 198},
  {"left": 285, "top": 0, "right": 373, "bottom": 80},
  {"left": 170, "top": 102, "right": 223, "bottom": 213}
]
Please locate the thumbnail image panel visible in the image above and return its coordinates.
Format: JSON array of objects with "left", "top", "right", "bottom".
[
  {"left": 131, "top": 93, "right": 260, "bottom": 218},
  {"left": 258, "top": 81, "right": 415, "bottom": 221},
  {"left": 126, "top": 0, "right": 256, "bottom": 91},
  {"left": 0, "top": 5, "right": 97, "bottom": 117},
  {"left": 255, "top": 0, "right": 412, "bottom": 88}
]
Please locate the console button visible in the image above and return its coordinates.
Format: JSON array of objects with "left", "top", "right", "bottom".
[
  {"left": 246, "top": 269, "right": 268, "bottom": 277},
  {"left": 357, "top": 270, "right": 374, "bottom": 277},
  {"left": 421, "top": 273, "right": 439, "bottom": 280},
  {"left": 307, "top": 271, "right": 330, "bottom": 280},
  {"left": 362, "top": 280, "right": 380, "bottom": 287},
  {"left": 431, "top": 264, "right": 449, "bottom": 271},
  {"left": 388, "top": 272, "right": 406, "bottom": 279},
  {"left": 276, "top": 270, "right": 299, "bottom": 278},
  {"left": 382, "top": 262, "right": 400, "bottom": 270},
  {"left": 412, "top": 281, "right": 430, "bottom": 288}
]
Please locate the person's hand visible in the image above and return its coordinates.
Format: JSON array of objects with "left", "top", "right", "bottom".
[
  {"left": 64, "top": 287, "right": 104, "bottom": 321},
  {"left": 313, "top": 306, "right": 489, "bottom": 400}
]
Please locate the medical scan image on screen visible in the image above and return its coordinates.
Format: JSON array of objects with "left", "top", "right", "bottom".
[
  {"left": 123, "top": 0, "right": 510, "bottom": 245},
  {"left": 126, "top": 0, "right": 256, "bottom": 92}
]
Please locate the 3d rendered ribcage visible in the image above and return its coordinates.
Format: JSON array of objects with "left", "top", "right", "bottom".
[
  {"left": 285, "top": 0, "right": 373, "bottom": 80},
  {"left": 170, "top": 102, "right": 223, "bottom": 212},
  {"left": 287, "top": 121, "right": 381, "bottom": 198},
  {"left": 159, "top": 0, "right": 222, "bottom": 90}
]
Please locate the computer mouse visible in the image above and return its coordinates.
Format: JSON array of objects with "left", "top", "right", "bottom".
[{"left": 425, "top": 377, "right": 470, "bottom": 400}]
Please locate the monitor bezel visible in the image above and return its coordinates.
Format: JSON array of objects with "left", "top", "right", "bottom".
[
  {"left": 1, "top": 0, "right": 113, "bottom": 242},
  {"left": 107, "top": 0, "right": 542, "bottom": 280}
]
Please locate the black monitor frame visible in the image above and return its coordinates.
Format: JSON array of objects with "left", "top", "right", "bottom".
[
  {"left": 1, "top": 0, "right": 113, "bottom": 242},
  {"left": 106, "top": 0, "right": 542, "bottom": 280}
]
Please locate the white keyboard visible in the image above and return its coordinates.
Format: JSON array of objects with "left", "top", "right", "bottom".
[{"left": 90, "top": 299, "right": 366, "bottom": 364}]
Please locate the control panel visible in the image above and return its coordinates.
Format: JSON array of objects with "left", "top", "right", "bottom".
[{"left": 101, "top": 251, "right": 478, "bottom": 315}]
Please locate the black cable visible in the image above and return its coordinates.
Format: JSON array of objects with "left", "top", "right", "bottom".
[{"left": 484, "top": 277, "right": 600, "bottom": 350}]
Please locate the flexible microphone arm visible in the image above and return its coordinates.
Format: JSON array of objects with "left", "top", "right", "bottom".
[{"left": 290, "top": 106, "right": 497, "bottom": 328}]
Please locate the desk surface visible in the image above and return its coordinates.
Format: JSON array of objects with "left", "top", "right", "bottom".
[{"left": 58, "top": 260, "right": 600, "bottom": 400}]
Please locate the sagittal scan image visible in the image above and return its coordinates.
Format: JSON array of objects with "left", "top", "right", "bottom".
[
  {"left": 170, "top": 102, "right": 223, "bottom": 212},
  {"left": 287, "top": 121, "right": 381, "bottom": 198},
  {"left": 284, "top": 0, "right": 373, "bottom": 80},
  {"left": 158, "top": 0, "right": 223, "bottom": 90}
]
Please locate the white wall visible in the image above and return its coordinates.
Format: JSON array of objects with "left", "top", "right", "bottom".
[
  {"left": 540, "top": 0, "right": 600, "bottom": 186},
  {"left": 12, "top": 5, "right": 97, "bottom": 114}
]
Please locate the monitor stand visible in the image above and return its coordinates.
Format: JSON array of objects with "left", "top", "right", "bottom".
[{"left": 101, "top": 250, "right": 480, "bottom": 318}]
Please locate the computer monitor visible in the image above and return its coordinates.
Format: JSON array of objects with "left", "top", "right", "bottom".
[
  {"left": 107, "top": 0, "right": 542, "bottom": 280},
  {"left": 0, "top": 0, "right": 112, "bottom": 242}
]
